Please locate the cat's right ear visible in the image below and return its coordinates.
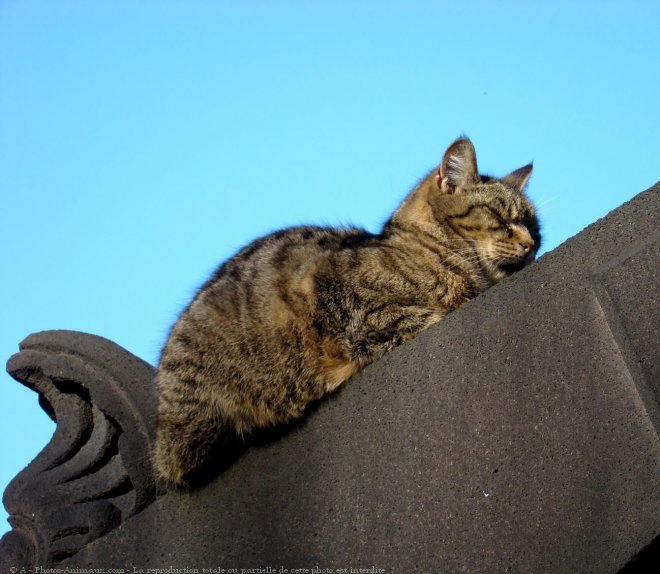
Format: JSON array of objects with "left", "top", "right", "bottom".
[{"left": 436, "top": 137, "right": 479, "bottom": 194}]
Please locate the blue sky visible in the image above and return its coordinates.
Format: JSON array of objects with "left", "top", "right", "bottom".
[{"left": 1, "top": 1, "right": 658, "bottom": 535}]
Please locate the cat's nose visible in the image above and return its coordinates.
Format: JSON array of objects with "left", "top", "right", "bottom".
[
  {"left": 520, "top": 239, "right": 535, "bottom": 255},
  {"left": 513, "top": 224, "right": 535, "bottom": 256}
]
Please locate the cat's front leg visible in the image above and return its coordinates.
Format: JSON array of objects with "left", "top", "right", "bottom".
[{"left": 319, "top": 335, "right": 362, "bottom": 393}]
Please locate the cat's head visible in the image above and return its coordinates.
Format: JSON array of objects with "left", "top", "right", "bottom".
[{"left": 431, "top": 137, "right": 541, "bottom": 282}]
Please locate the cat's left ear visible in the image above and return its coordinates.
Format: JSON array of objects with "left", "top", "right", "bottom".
[{"left": 501, "top": 163, "right": 533, "bottom": 193}]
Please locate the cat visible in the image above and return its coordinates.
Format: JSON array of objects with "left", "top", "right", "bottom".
[{"left": 154, "top": 136, "right": 541, "bottom": 487}]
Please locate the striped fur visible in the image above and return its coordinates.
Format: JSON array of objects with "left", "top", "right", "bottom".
[{"left": 154, "top": 137, "right": 540, "bottom": 486}]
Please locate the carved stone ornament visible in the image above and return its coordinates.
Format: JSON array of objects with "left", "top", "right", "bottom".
[{"left": 0, "top": 330, "right": 159, "bottom": 569}]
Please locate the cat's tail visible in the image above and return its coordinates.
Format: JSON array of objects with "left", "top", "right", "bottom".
[{"left": 153, "top": 371, "right": 238, "bottom": 489}]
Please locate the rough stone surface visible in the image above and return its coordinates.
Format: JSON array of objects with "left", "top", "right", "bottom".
[{"left": 2, "top": 183, "right": 659, "bottom": 573}]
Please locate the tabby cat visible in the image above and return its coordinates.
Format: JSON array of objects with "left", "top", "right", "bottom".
[{"left": 154, "top": 137, "right": 540, "bottom": 486}]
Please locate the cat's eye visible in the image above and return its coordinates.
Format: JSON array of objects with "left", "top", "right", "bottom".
[{"left": 485, "top": 208, "right": 514, "bottom": 234}]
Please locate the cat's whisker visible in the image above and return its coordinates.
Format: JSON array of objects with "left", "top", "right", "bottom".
[
  {"left": 534, "top": 195, "right": 558, "bottom": 210},
  {"left": 533, "top": 195, "right": 559, "bottom": 220}
]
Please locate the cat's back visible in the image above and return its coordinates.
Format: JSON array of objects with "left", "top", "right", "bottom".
[
  {"left": 166, "top": 225, "right": 371, "bottom": 350},
  {"left": 202, "top": 224, "right": 371, "bottom": 299}
]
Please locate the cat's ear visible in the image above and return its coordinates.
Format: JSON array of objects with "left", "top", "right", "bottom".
[
  {"left": 436, "top": 137, "right": 479, "bottom": 194},
  {"left": 501, "top": 163, "right": 533, "bottom": 193}
]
